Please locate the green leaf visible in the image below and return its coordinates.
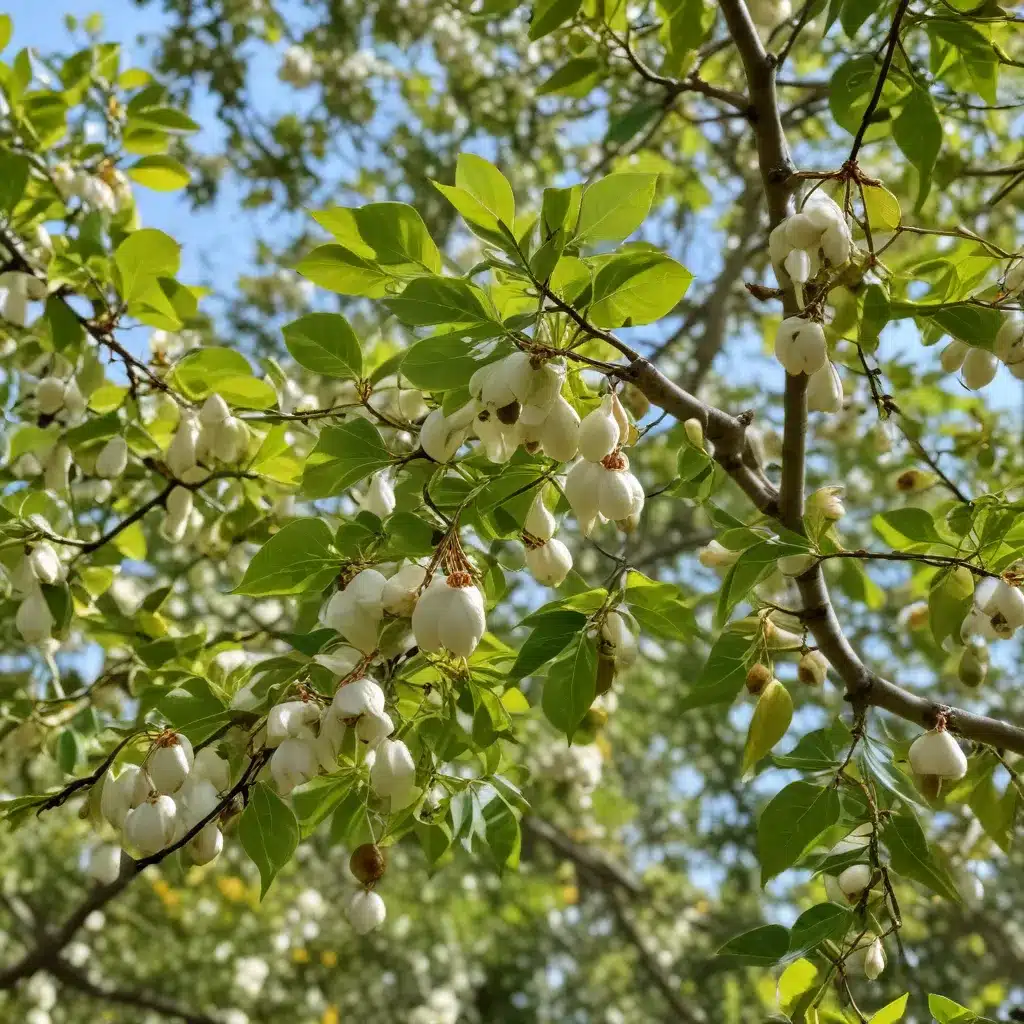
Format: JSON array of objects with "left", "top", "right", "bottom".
[
  {"left": 511, "top": 610, "right": 587, "bottom": 679},
  {"left": 872, "top": 507, "right": 944, "bottom": 548},
  {"left": 624, "top": 571, "right": 696, "bottom": 641},
  {"left": 0, "top": 150, "right": 29, "bottom": 213},
  {"left": 433, "top": 183, "right": 510, "bottom": 248},
  {"left": 282, "top": 312, "right": 362, "bottom": 379},
  {"left": 587, "top": 252, "right": 692, "bottom": 328},
  {"left": 114, "top": 228, "right": 180, "bottom": 304},
  {"left": 928, "top": 22, "right": 998, "bottom": 105},
  {"left": 56, "top": 729, "right": 82, "bottom": 774},
  {"left": 862, "top": 184, "right": 902, "bottom": 231},
  {"left": 415, "top": 818, "right": 453, "bottom": 866},
  {"left": 455, "top": 153, "right": 515, "bottom": 227},
  {"left": 869, "top": 994, "right": 909, "bottom": 1023},
  {"left": 716, "top": 540, "right": 807, "bottom": 627},
  {"left": 787, "top": 903, "right": 851, "bottom": 960},
  {"left": 483, "top": 793, "right": 521, "bottom": 869},
  {"left": 292, "top": 777, "right": 352, "bottom": 838},
  {"left": 892, "top": 86, "right": 942, "bottom": 209},
  {"left": 968, "top": 767, "right": 1017, "bottom": 854},
  {"left": 0, "top": 15, "right": 11, "bottom": 52},
  {"left": 657, "top": 0, "right": 710, "bottom": 74},
  {"left": 234, "top": 519, "right": 339, "bottom": 596},
  {"left": 401, "top": 333, "right": 509, "bottom": 391},
  {"left": 170, "top": 348, "right": 277, "bottom": 409},
  {"left": 311, "top": 202, "right": 440, "bottom": 274},
  {"left": 772, "top": 720, "right": 850, "bottom": 771},
  {"left": 529, "top": 0, "right": 583, "bottom": 40},
  {"left": 129, "top": 105, "right": 199, "bottom": 133},
  {"left": 238, "top": 782, "right": 300, "bottom": 898},
  {"left": 385, "top": 277, "right": 497, "bottom": 328},
  {"left": 928, "top": 566, "right": 974, "bottom": 648},
  {"left": 126, "top": 155, "right": 190, "bottom": 191},
  {"left": 927, "top": 994, "right": 987, "bottom": 1024},
  {"left": 295, "top": 244, "right": 391, "bottom": 297},
  {"left": 714, "top": 925, "right": 790, "bottom": 969},
  {"left": 541, "top": 633, "right": 598, "bottom": 740},
  {"left": 758, "top": 781, "right": 841, "bottom": 884},
  {"left": 882, "top": 813, "right": 962, "bottom": 902},
  {"left": 156, "top": 677, "right": 231, "bottom": 743},
  {"left": 679, "top": 631, "right": 754, "bottom": 710},
  {"left": 860, "top": 733, "right": 927, "bottom": 808},
  {"left": 301, "top": 419, "right": 393, "bottom": 499},
  {"left": 538, "top": 58, "right": 603, "bottom": 98},
  {"left": 573, "top": 173, "right": 658, "bottom": 246}
]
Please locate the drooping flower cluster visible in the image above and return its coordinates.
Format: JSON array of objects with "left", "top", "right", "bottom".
[
  {"left": 769, "top": 194, "right": 853, "bottom": 289},
  {"left": 941, "top": 311, "right": 1024, "bottom": 391},
  {"left": 961, "top": 576, "right": 1024, "bottom": 642},
  {"left": 523, "top": 489, "right": 573, "bottom": 587},
  {"left": 166, "top": 393, "right": 249, "bottom": 482},
  {"left": 98, "top": 733, "right": 231, "bottom": 871}
]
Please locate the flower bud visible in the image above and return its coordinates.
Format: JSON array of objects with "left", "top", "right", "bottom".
[
  {"left": 44, "top": 444, "right": 73, "bottom": 492},
  {"left": 784, "top": 213, "right": 820, "bottom": 250},
  {"left": 524, "top": 491, "right": 556, "bottom": 542},
  {"left": 807, "top": 485, "right": 845, "bottom": 520},
  {"left": 564, "top": 459, "right": 604, "bottom": 536},
  {"left": 370, "top": 738, "right": 418, "bottom": 810},
  {"left": 411, "top": 573, "right": 486, "bottom": 657},
  {"left": 100, "top": 765, "right": 152, "bottom": 829},
  {"left": 420, "top": 406, "right": 472, "bottom": 463},
  {"left": 29, "top": 543, "right": 64, "bottom": 585},
  {"left": 797, "top": 649, "right": 828, "bottom": 686},
  {"left": 976, "top": 577, "right": 1024, "bottom": 632},
  {"left": 742, "top": 679, "right": 792, "bottom": 773},
  {"left": 347, "top": 889, "right": 386, "bottom": 934},
  {"left": 349, "top": 844, "right": 387, "bottom": 885},
  {"left": 36, "top": 376, "right": 67, "bottom": 415},
  {"left": 525, "top": 538, "right": 573, "bottom": 587},
  {"left": 535, "top": 395, "right": 580, "bottom": 462},
  {"left": 270, "top": 737, "right": 319, "bottom": 795},
  {"left": 578, "top": 395, "right": 622, "bottom": 462},
  {"left": 16, "top": 590, "right": 54, "bottom": 643},
  {"left": 187, "top": 823, "right": 223, "bottom": 865},
  {"left": 320, "top": 569, "right": 387, "bottom": 653},
  {"left": 267, "top": 700, "right": 320, "bottom": 746},
  {"left": 848, "top": 937, "right": 886, "bottom": 980},
  {"left": 962, "top": 348, "right": 998, "bottom": 390},
  {"left": 699, "top": 540, "right": 739, "bottom": 569},
  {"left": 148, "top": 732, "right": 194, "bottom": 795},
  {"left": 838, "top": 863, "right": 873, "bottom": 901},
  {"left": 355, "top": 709, "right": 394, "bottom": 747},
  {"left": 745, "top": 662, "right": 773, "bottom": 696},
  {"left": 332, "top": 677, "right": 387, "bottom": 719},
  {"left": 601, "top": 610, "right": 638, "bottom": 666},
  {"left": 214, "top": 416, "right": 248, "bottom": 463},
  {"left": 995, "top": 312, "right": 1024, "bottom": 363},
  {"left": 95, "top": 436, "right": 129, "bottom": 479},
  {"left": 683, "top": 418, "right": 704, "bottom": 449},
  {"left": 167, "top": 417, "right": 200, "bottom": 476},
  {"left": 768, "top": 222, "right": 792, "bottom": 264},
  {"left": 908, "top": 727, "right": 967, "bottom": 797},
  {"left": 124, "top": 795, "right": 178, "bottom": 856},
  {"left": 200, "top": 393, "right": 231, "bottom": 425},
  {"left": 597, "top": 454, "right": 644, "bottom": 523},
  {"left": 360, "top": 471, "right": 396, "bottom": 519},
  {"left": 806, "top": 361, "right": 843, "bottom": 413},
  {"left": 940, "top": 339, "right": 968, "bottom": 374},
  {"left": 895, "top": 468, "right": 935, "bottom": 493},
  {"left": 166, "top": 486, "right": 194, "bottom": 521},
  {"left": 958, "top": 639, "right": 988, "bottom": 688},
  {"left": 192, "top": 747, "right": 231, "bottom": 792},
  {"left": 88, "top": 845, "right": 122, "bottom": 885},
  {"left": 821, "top": 223, "right": 851, "bottom": 265},
  {"left": 784, "top": 248, "right": 811, "bottom": 285},
  {"left": 1004, "top": 259, "right": 1024, "bottom": 296},
  {"left": 774, "top": 317, "right": 827, "bottom": 376},
  {"left": 381, "top": 563, "right": 428, "bottom": 616}
]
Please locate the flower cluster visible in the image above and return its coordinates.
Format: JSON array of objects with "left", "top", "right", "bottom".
[
  {"left": 523, "top": 488, "right": 573, "bottom": 587},
  {"left": 941, "top": 311, "right": 1024, "bottom": 391}
]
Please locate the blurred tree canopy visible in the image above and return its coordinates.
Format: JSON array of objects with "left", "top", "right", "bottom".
[{"left": 1, "top": 1, "right": 1023, "bottom": 1022}]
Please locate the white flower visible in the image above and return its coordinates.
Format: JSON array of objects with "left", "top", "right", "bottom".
[
  {"left": 774, "top": 317, "right": 827, "bottom": 376},
  {"left": 525, "top": 491, "right": 556, "bottom": 541},
  {"left": 784, "top": 248, "right": 811, "bottom": 284},
  {"left": 355, "top": 709, "right": 394, "bottom": 747},
  {"left": 525, "top": 539, "right": 573, "bottom": 587},
  {"left": 698, "top": 540, "right": 739, "bottom": 569},
  {"left": 16, "top": 590, "right": 53, "bottom": 643},
  {"left": 821, "top": 223, "right": 852, "bottom": 265},
  {"left": 332, "top": 677, "right": 387, "bottom": 719},
  {"left": 187, "top": 824, "right": 224, "bottom": 865},
  {"left": 200, "top": 393, "right": 231, "bottom": 425},
  {"left": 1004, "top": 258, "right": 1024, "bottom": 295},
  {"left": 381, "top": 563, "right": 428, "bottom": 616},
  {"left": 410, "top": 573, "right": 487, "bottom": 657},
  {"left": 578, "top": 394, "right": 623, "bottom": 462},
  {"left": 532, "top": 395, "right": 580, "bottom": 462},
  {"left": 837, "top": 863, "right": 872, "bottom": 900},
  {"left": 44, "top": 444, "right": 73, "bottom": 492},
  {"left": 360, "top": 472, "right": 396, "bottom": 519},
  {"left": 267, "top": 700, "right": 320, "bottom": 746},
  {"left": 214, "top": 417, "right": 248, "bottom": 462},
  {"left": 270, "top": 738, "right": 319, "bottom": 795},
  {"left": 370, "top": 738, "right": 418, "bottom": 809},
  {"left": 0, "top": 271, "right": 44, "bottom": 326},
  {"left": 908, "top": 728, "right": 967, "bottom": 781},
  {"left": 279, "top": 44, "right": 316, "bottom": 87},
  {"left": 940, "top": 339, "right": 968, "bottom": 373},
  {"left": 124, "top": 795, "right": 178, "bottom": 856},
  {"left": 320, "top": 569, "right": 387, "bottom": 653},
  {"left": 975, "top": 577, "right": 1024, "bottom": 631},
  {"left": 148, "top": 732, "right": 194, "bottom": 795},
  {"left": 347, "top": 889, "right": 386, "bottom": 934},
  {"left": 192, "top": 747, "right": 231, "bottom": 793},
  {"left": 994, "top": 312, "right": 1024, "bottom": 363},
  {"left": 806, "top": 361, "right": 843, "bottom": 413},
  {"left": 100, "top": 765, "right": 152, "bottom": 829},
  {"left": 847, "top": 936, "right": 886, "bottom": 980},
  {"left": 784, "top": 212, "right": 820, "bottom": 250},
  {"left": 167, "top": 416, "right": 200, "bottom": 477},
  {"left": 470, "top": 358, "right": 517, "bottom": 408},
  {"left": 29, "top": 542, "right": 64, "bottom": 585},
  {"left": 87, "top": 845, "right": 122, "bottom": 885},
  {"left": 36, "top": 376, "right": 67, "bottom": 415},
  {"left": 564, "top": 459, "right": 604, "bottom": 536},
  {"left": 313, "top": 709, "right": 347, "bottom": 771},
  {"left": 95, "top": 436, "right": 129, "bottom": 478},
  {"left": 962, "top": 348, "right": 998, "bottom": 390},
  {"left": 601, "top": 610, "right": 638, "bottom": 666},
  {"left": 797, "top": 649, "right": 829, "bottom": 686},
  {"left": 420, "top": 404, "right": 476, "bottom": 463},
  {"left": 808, "top": 485, "right": 845, "bottom": 520}
]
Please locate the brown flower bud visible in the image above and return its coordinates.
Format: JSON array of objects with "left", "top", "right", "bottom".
[
  {"left": 745, "top": 662, "right": 773, "bottom": 696},
  {"left": 350, "top": 843, "right": 387, "bottom": 885}
]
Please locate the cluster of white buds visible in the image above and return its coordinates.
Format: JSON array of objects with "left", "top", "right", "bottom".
[
  {"left": 0, "top": 271, "right": 46, "bottom": 327},
  {"left": 419, "top": 352, "right": 579, "bottom": 465},
  {"left": 99, "top": 733, "right": 230, "bottom": 866},
  {"left": 35, "top": 374, "right": 87, "bottom": 421},
  {"left": 164, "top": 393, "right": 247, "bottom": 482},
  {"left": 412, "top": 571, "right": 487, "bottom": 657},
  {"left": 564, "top": 394, "right": 643, "bottom": 535},
  {"left": 13, "top": 540, "right": 66, "bottom": 644},
  {"left": 53, "top": 162, "right": 132, "bottom": 215},
  {"left": 942, "top": 312, "right": 1024, "bottom": 390},
  {"left": 321, "top": 568, "right": 388, "bottom": 653},
  {"left": 769, "top": 194, "right": 852, "bottom": 290},
  {"left": 774, "top": 316, "right": 827, "bottom": 376},
  {"left": 908, "top": 724, "right": 968, "bottom": 799},
  {"left": 523, "top": 489, "right": 573, "bottom": 587},
  {"left": 278, "top": 44, "right": 317, "bottom": 88},
  {"left": 961, "top": 576, "right": 1024, "bottom": 642}
]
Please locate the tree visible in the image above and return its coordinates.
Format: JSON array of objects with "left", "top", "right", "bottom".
[{"left": 1, "top": 1, "right": 1023, "bottom": 1021}]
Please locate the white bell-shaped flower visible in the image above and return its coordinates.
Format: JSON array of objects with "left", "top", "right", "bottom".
[
  {"left": 564, "top": 459, "right": 604, "bottom": 536},
  {"left": 470, "top": 358, "right": 517, "bottom": 409},
  {"left": 410, "top": 573, "right": 486, "bottom": 658},
  {"left": 806, "top": 361, "right": 843, "bottom": 413},
  {"left": 95, "top": 436, "right": 129, "bottom": 479},
  {"left": 200, "top": 393, "right": 231, "bottom": 425},
  {"left": 1004, "top": 259, "right": 1024, "bottom": 295},
  {"left": 975, "top": 577, "right": 1024, "bottom": 632},
  {"left": 44, "top": 444, "right": 73, "bottom": 492},
  {"left": 594, "top": 453, "right": 644, "bottom": 526},
  {"left": 355, "top": 709, "right": 395, "bottom": 747},
  {"left": 533, "top": 395, "right": 580, "bottom": 462},
  {"left": 473, "top": 408, "right": 520, "bottom": 464},
  {"left": 148, "top": 732, "right": 194, "bottom": 795},
  {"left": 36, "top": 376, "right": 67, "bottom": 415},
  {"left": 360, "top": 472, "right": 396, "bottom": 519},
  {"left": 192, "top": 747, "right": 231, "bottom": 793},
  {"left": 370, "top": 738, "right": 418, "bottom": 810},
  {"left": 507, "top": 353, "right": 565, "bottom": 425},
  {"left": 167, "top": 416, "right": 200, "bottom": 476},
  {"left": 320, "top": 569, "right": 387, "bottom": 654},
  {"left": 994, "top": 312, "right": 1024, "bottom": 363},
  {"left": 332, "top": 677, "right": 387, "bottom": 719},
  {"left": 821, "top": 223, "right": 851, "bottom": 265},
  {"left": 313, "top": 709, "right": 347, "bottom": 771},
  {"left": 847, "top": 936, "right": 886, "bottom": 980},
  {"left": 962, "top": 348, "right": 998, "bottom": 390},
  {"left": 524, "top": 491, "right": 556, "bottom": 541},
  {"left": 768, "top": 223, "right": 792, "bottom": 264},
  {"left": 908, "top": 728, "right": 967, "bottom": 781},
  {"left": 525, "top": 539, "right": 573, "bottom": 587},
  {"left": 29, "top": 542, "right": 64, "bottom": 585},
  {"left": 940, "top": 339, "right": 968, "bottom": 373},
  {"left": 270, "top": 737, "right": 319, "bottom": 795},
  {"left": 124, "top": 795, "right": 178, "bottom": 856},
  {"left": 347, "top": 889, "right": 386, "bottom": 934},
  {"left": 16, "top": 589, "right": 53, "bottom": 643},
  {"left": 187, "top": 823, "right": 224, "bottom": 865},
  {"left": 784, "top": 212, "right": 820, "bottom": 250},
  {"left": 267, "top": 700, "right": 320, "bottom": 746},
  {"left": 419, "top": 405, "right": 475, "bottom": 463},
  {"left": 214, "top": 417, "right": 248, "bottom": 463},
  {"left": 166, "top": 486, "right": 194, "bottom": 521},
  {"left": 601, "top": 610, "right": 638, "bottom": 666},
  {"left": 578, "top": 395, "right": 623, "bottom": 462},
  {"left": 699, "top": 540, "right": 739, "bottom": 569},
  {"left": 87, "top": 845, "right": 122, "bottom": 885},
  {"left": 837, "top": 863, "right": 873, "bottom": 901},
  {"left": 100, "top": 765, "right": 152, "bottom": 829},
  {"left": 381, "top": 563, "right": 428, "bottom": 616},
  {"left": 784, "top": 248, "right": 811, "bottom": 285},
  {"left": 774, "top": 317, "right": 827, "bottom": 376}
]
